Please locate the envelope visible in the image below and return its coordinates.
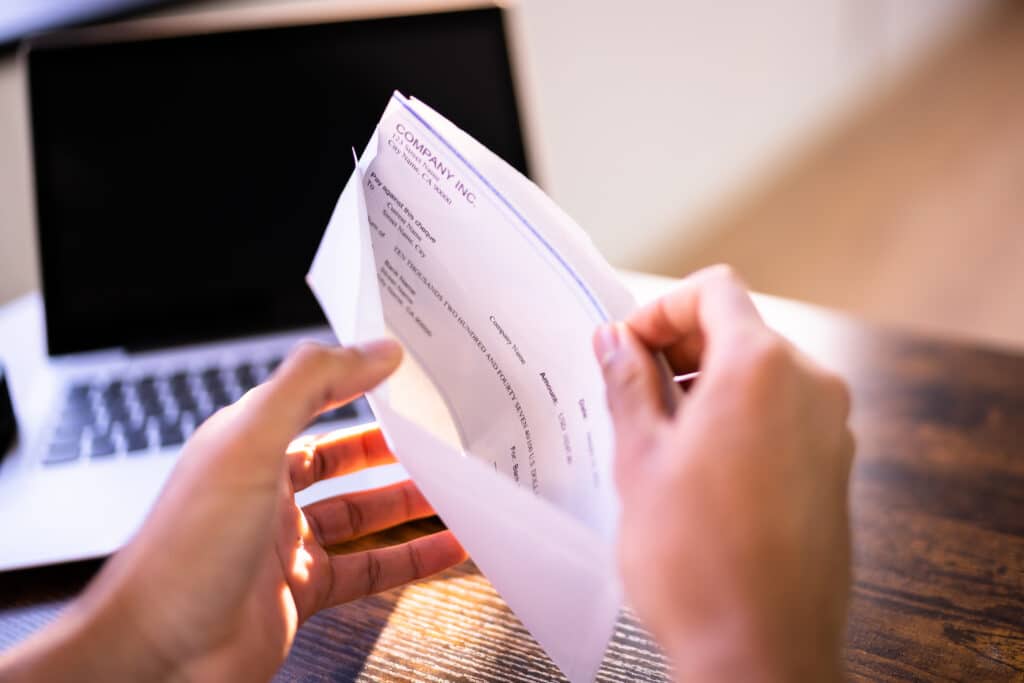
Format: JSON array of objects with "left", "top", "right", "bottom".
[{"left": 308, "top": 93, "right": 636, "bottom": 681}]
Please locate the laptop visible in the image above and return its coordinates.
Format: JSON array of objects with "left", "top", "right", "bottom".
[{"left": 0, "top": 3, "right": 530, "bottom": 572}]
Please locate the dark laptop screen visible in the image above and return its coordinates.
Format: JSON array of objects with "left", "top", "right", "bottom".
[{"left": 28, "top": 7, "right": 529, "bottom": 355}]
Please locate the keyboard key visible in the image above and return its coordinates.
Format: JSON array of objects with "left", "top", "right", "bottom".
[
  {"left": 91, "top": 435, "right": 116, "bottom": 458},
  {"left": 140, "top": 394, "right": 164, "bottom": 413},
  {"left": 201, "top": 368, "right": 224, "bottom": 390},
  {"left": 315, "top": 403, "right": 359, "bottom": 424},
  {"left": 124, "top": 428, "right": 149, "bottom": 454},
  {"left": 142, "top": 399, "right": 166, "bottom": 419},
  {"left": 91, "top": 418, "right": 114, "bottom": 436},
  {"left": 106, "top": 402, "right": 131, "bottom": 422},
  {"left": 170, "top": 373, "right": 190, "bottom": 396},
  {"left": 102, "top": 382, "right": 125, "bottom": 403},
  {"left": 175, "top": 395, "right": 198, "bottom": 412},
  {"left": 53, "top": 421, "right": 85, "bottom": 442},
  {"left": 158, "top": 414, "right": 186, "bottom": 447},
  {"left": 44, "top": 440, "right": 80, "bottom": 464},
  {"left": 208, "top": 388, "right": 232, "bottom": 410},
  {"left": 67, "top": 384, "right": 91, "bottom": 405},
  {"left": 159, "top": 423, "right": 184, "bottom": 448},
  {"left": 138, "top": 385, "right": 161, "bottom": 407},
  {"left": 59, "top": 404, "right": 95, "bottom": 428},
  {"left": 235, "top": 364, "right": 257, "bottom": 391}
]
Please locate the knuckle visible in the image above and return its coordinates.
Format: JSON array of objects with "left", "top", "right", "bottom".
[
  {"left": 364, "top": 551, "right": 383, "bottom": 595},
  {"left": 289, "top": 341, "right": 330, "bottom": 373},
  {"left": 324, "top": 344, "right": 377, "bottom": 377},
  {"left": 341, "top": 497, "right": 364, "bottom": 538},
  {"left": 605, "top": 362, "right": 649, "bottom": 422},
  {"left": 312, "top": 443, "right": 327, "bottom": 483},
  {"left": 719, "top": 332, "right": 795, "bottom": 405},
  {"left": 606, "top": 353, "right": 645, "bottom": 398},
  {"left": 743, "top": 332, "right": 792, "bottom": 379},
  {"left": 305, "top": 510, "right": 326, "bottom": 546},
  {"left": 286, "top": 439, "right": 317, "bottom": 491},
  {"left": 406, "top": 541, "right": 425, "bottom": 579}
]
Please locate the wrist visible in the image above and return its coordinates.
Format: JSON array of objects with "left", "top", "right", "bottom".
[
  {"left": 663, "top": 618, "right": 773, "bottom": 683},
  {"left": 0, "top": 577, "right": 176, "bottom": 682},
  {"left": 661, "top": 612, "right": 844, "bottom": 683}
]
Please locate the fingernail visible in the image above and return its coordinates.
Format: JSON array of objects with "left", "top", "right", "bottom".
[
  {"left": 594, "top": 323, "right": 621, "bottom": 367},
  {"left": 355, "top": 337, "right": 402, "bottom": 363}
]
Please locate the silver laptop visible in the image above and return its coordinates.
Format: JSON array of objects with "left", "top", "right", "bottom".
[{"left": 0, "top": 4, "right": 529, "bottom": 572}]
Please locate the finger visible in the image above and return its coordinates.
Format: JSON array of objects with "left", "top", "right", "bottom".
[
  {"left": 288, "top": 423, "right": 396, "bottom": 492},
  {"left": 593, "top": 321, "right": 671, "bottom": 467},
  {"left": 303, "top": 480, "right": 435, "bottom": 546},
  {"left": 325, "top": 530, "right": 467, "bottom": 606},
  {"left": 626, "top": 265, "right": 763, "bottom": 370},
  {"left": 232, "top": 339, "right": 402, "bottom": 463}
]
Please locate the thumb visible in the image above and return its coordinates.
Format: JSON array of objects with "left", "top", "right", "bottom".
[
  {"left": 235, "top": 339, "right": 402, "bottom": 456},
  {"left": 593, "top": 322, "right": 669, "bottom": 470}
]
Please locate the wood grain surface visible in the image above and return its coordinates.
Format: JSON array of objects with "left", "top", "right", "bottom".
[{"left": 1, "top": 299, "right": 1022, "bottom": 681}]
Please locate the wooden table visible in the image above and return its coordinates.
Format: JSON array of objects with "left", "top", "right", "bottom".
[{"left": 1, "top": 285, "right": 1022, "bottom": 681}]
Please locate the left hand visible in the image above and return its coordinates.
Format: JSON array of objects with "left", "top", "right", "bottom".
[{"left": 2, "top": 340, "right": 465, "bottom": 681}]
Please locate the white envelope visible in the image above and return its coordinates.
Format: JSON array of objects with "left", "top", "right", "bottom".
[{"left": 308, "top": 93, "right": 636, "bottom": 681}]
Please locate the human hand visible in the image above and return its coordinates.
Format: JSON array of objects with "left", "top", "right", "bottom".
[
  {"left": 2, "top": 341, "right": 465, "bottom": 682},
  {"left": 594, "top": 266, "right": 854, "bottom": 682}
]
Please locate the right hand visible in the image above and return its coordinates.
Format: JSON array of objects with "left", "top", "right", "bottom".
[{"left": 594, "top": 265, "right": 854, "bottom": 682}]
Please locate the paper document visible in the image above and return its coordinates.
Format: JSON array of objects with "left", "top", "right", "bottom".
[{"left": 307, "top": 93, "right": 635, "bottom": 681}]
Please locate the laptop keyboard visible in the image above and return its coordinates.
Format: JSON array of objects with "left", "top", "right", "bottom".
[{"left": 44, "top": 356, "right": 363, "bottom": 465}]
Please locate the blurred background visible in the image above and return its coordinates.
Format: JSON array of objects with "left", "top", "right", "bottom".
[{"left": 1, "top": 0, "right": 1021, "bottom": 349}]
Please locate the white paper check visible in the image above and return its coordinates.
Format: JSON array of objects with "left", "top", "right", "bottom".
[{"left": 307, "top": 92, "right": 635, "bottom": 681}]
